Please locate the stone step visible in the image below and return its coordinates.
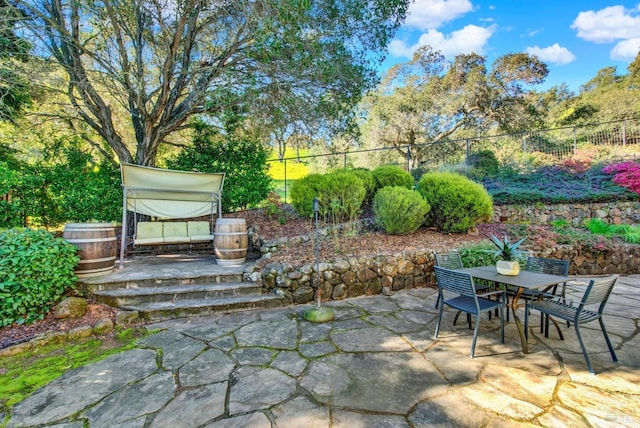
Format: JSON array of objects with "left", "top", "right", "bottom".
[
  {"left": 121, "top": 295, "right": 285, "bottom": 321},
  {"left": 83, "top": 272, "right": 246, "bottom": 292},
  {"left": 92, "top": 282, "right": 264, "bottom": 307}
]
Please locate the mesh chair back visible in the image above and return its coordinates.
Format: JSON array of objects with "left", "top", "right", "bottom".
[
  {"left": 525, "top": 257, "right": 569, "bottom": 276},
  {"left": 435, "top": 251, "right": 463, "bottom": 270},
  {"left": 582, "top": 275, "right": 618, "bottom": 308},
  {"left": 434, "top": 266, "right": 476, "bottom": 298}
]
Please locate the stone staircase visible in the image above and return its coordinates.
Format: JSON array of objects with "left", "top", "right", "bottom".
[{"left": 79, "top": 255, "right": 283, "bottom": 321}]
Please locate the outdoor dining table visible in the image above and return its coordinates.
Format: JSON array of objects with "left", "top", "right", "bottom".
[{"left": 455, "top": 265, "right": 569, "bottom": 354}]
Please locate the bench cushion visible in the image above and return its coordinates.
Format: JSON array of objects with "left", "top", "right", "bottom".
[
  {"left": 188, "top": 221, "right": 213, "bottom": 242},
  {"left": 163, "top": 221, "right": 189, "bottom": 243},
  {"left": 134, "top": 222, "right": 164, "bottom": 245}
]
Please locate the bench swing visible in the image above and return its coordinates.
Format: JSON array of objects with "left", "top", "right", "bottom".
[{"left": 119, "top": 163, "right": 225, "bottom": 269}]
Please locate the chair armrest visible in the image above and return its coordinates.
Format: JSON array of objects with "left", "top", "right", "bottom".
[{"left": 478, "top": 289, "right": 506, "bottom": 301}]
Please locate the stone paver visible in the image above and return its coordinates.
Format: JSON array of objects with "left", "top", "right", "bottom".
[{"left": 4, "top": 275, "right": 640, "bottom": 427}]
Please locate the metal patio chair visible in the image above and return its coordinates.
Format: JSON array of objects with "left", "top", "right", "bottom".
[
  {"left": 435, "top": 250, "right": 493, "bottom": 328},
  {"left": 512, "top": 257, "right": 570, "bottom": 333},
  {"left": 434, "top": 266, "right": 506, "bottom": 358},
  {"left": 524, "top": 274, "right": 619, "bottom": 374}
]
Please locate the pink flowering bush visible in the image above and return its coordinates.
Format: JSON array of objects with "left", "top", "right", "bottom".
[{"left": 603, "top": 161, "right": 640, "bottom": 196}]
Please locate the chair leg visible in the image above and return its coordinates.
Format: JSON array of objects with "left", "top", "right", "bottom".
[
  {"left": 545, "top": 315, "right": 564, "bottom": 340},
  {"left": 499, "top": 305, "right": 505, "bottom": 343},
  {"left": 524, "top": 304, "right": 530, "bottom": 341},
  {"left": 575, "top": 323, "right": 595, "bottom": 374},
  {"left": 434, "top": 298, "right": 444, "bottom": 339},
  {"left": 599, "top": 318, "right": 618, "bottom": 363},
  {"left": 470, "top": 315, "right": 479, "bottom": 358}
]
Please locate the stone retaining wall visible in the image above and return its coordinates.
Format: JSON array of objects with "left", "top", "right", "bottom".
[
  {"left": 491, "top": 200, "right": 640, "bottom": 225},
  {"left": 250, "top": 243, "right": 640, "bottom": 305},
  {"left": 251, "top": 200, "right": 640, "bottom": 304}
]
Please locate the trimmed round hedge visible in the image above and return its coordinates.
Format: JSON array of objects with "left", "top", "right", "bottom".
[
  {"left": 373, "top": 186, "right": 430, "bottom": 235},
  {"left": 372, "top": 165, "right": 413, "bottom": 191},
  {"left": 418, "top": 172, "right": 493, "bottom": 233}
]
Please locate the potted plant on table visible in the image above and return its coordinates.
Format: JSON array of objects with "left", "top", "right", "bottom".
[{"left": 486, "top": 234, "right": 527, "bottom": 275}]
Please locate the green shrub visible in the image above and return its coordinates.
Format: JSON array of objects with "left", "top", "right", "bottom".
[
  {"left": 458, "top": 241, "right": 499, "bottom": 267},
  {"left": 372, "top": 165, "right": 413, "bottom": 191},
  {"left": 418, "top": 172, "right": 493, "bottom": 233},
  {"left": 373, "top": 186, "right": 430, "bottom": 234},
  {"left": 0, "top": 228, "right": 79, "bottom": 326},
  {"left": 290, "top": 173, "right": 326, "bottom": 218},
  {"left": 347, "top": 167, "right": 376, "bottom": 203},
  {"left": 467, "top": 150, "right": 499, "bottom": 177},
  {"left": 318, "top": 170, "right": 366, "bottom": 223},
  {"left": 167, "top": 120, "right": 272, "bottom": 212}
]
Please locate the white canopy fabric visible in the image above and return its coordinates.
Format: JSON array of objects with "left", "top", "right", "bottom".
[
  {"left": 121, "top": 163, "right": 224, "bottom": 218},
  {"left": 119, "top": 163, "right": 225, "bottom": 267}
]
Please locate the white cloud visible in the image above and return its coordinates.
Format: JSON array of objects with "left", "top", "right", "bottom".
[
  {"left": 611, "top": 38, "right": 640, "bottom": 61},
  {"left": 404, "top": 0, "right": 473, "bottom": 30},
  {"left": 389, "top": 24, "right": 495, "bottom": 58},
  {"left": 525, "top": 43, "right": 576, "bottom": 65},
  {"left": 571, "top": 5, "right": 640, "bottom": 43}
]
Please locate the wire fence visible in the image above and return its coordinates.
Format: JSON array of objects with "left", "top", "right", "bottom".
[{"left": 269, "top": 117, "right": 640, "bottom": 203}]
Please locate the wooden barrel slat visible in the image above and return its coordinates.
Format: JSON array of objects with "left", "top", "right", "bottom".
[
  {"left": 63, "top": 222, "right": 116, "bottom": 278},
  {"left": 214, "top": 218, "right": 248, "bottom": 266}
]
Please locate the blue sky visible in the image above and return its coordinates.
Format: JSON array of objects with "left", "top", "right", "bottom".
[{"left": 382, "top": 0, "right": 640, "bottom": 92}]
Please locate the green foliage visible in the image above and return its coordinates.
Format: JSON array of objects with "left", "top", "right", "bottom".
[
  {"left": 418, "top": 172, "right": 493, "bottom": 233},
  {"left": 485, "top": 234, "right": 527, "bottom": 261},
  {"left": 372, "top": 164, "right": 413, "bottom": 191},
  {"left": 318, "top": 170, "right": 366, "bottom": 223},
  {"left": 467, "top": 150, "right": 499, "bottom": 176},
  {"left": 0, "top": 228, "right": 79, "bottom": 326},
  {"left": 290, "top": 170, "right": 367, "bottom": 223},
  {"left": 0, "top": 160, "right": 23, "bottom": 228},
  {"left": 482, "top": 162, "right": 638, "bottom": 205},
  {"left": 458, "top": 241, "right": 499, "bottom": 267},
  {"left": 290, "top": 173, "right": 326, "bottom": 218},
  {"left": 1, "top": 142, "right": 122, "bottom": 229},
  {"left": 584, "top": 218, "right": 640, "bottom": 243},
  {"left": 373, "top": 186, "right": 430, "bottom": 234},
  {"left": 0, "top": 328, "right": 148, "bottom": 408},
  {"left": 347, "top": 167, "right": 376, "bottom": 203},
  {"left": 166, "top": 121, "right": 272, "bottom": 212}
]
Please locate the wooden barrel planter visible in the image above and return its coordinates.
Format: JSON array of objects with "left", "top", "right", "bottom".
[
  {"left": 214, "top": 218, "right": 248, "bottom": 266},
  {"left": 63, "top": 222, "right": 117, "bottom": 278}
]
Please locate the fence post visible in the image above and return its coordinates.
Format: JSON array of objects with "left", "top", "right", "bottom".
[
  {"left": 284, "top": 159, "right": 287, "bottom": 204},
  {"left": 465, "top": 139, "right": 470, "bottom": 164},
  {"left": 344, "top": 152, "right": 347, "bottom": 168},
  {"left": 623, "top": 120, "right": 627, "bottom": 146},
  {"left": 573, "top": 127, "right": 577, "bottom": 156},
  {"left": 406, "top": 145, "right": 411, "bottom": 171},
  {"left": 522, "top": 136, "right": 527, "bottom": 154}
]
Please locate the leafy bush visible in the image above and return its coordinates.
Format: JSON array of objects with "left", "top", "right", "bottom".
[
  {"left": 603, "top": 161, "right": 640, "bottom": 196},
  {"left": 458, "top": 241, "right": 499, "bottom": 267},
  {"left": 1, "top": 145, "right": 122, "bottom": 229},
  {"left": 0, "top": 228, "right": 79, "bottom": 326},
  {"left": 347, "top": 167, "right": 376, "bottom": 203},
  {"left": 467, "top": 150, "right": 499, "bottom": 176},
  {"left": 418, "top": 172, "right": 493, "bottom": 233},
  {"left": 290, "top": 173, "right": 326, "bottom": 218},
  {"left": 372, "top": 165, "right": 413, "bottom": 191},
  {"left": 317, "top": 170, "right": 366, "bottom": 223},
  {"left": 167, "top": 120, "right": 272, "bottom": 212},
  {"left": 373, "top": 186, "right": 430, "bottom": 234}
]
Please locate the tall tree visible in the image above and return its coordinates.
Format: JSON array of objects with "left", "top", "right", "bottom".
[
  {"left": 0, "top": 0, "right": 32, "bottom": 121},
  {"left": 12, "top": 0, "right": 409, "bottom": 166},
  {"left": 360, "top": 46, "right": 548, "bottom": 168}
]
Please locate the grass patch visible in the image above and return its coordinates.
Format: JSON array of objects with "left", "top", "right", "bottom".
[
  {"left": 0, "top": 328, "right": 149, "bottom": 412},
  {"left": 267, "top": 148, "right": 310, "bottom": 181}
]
